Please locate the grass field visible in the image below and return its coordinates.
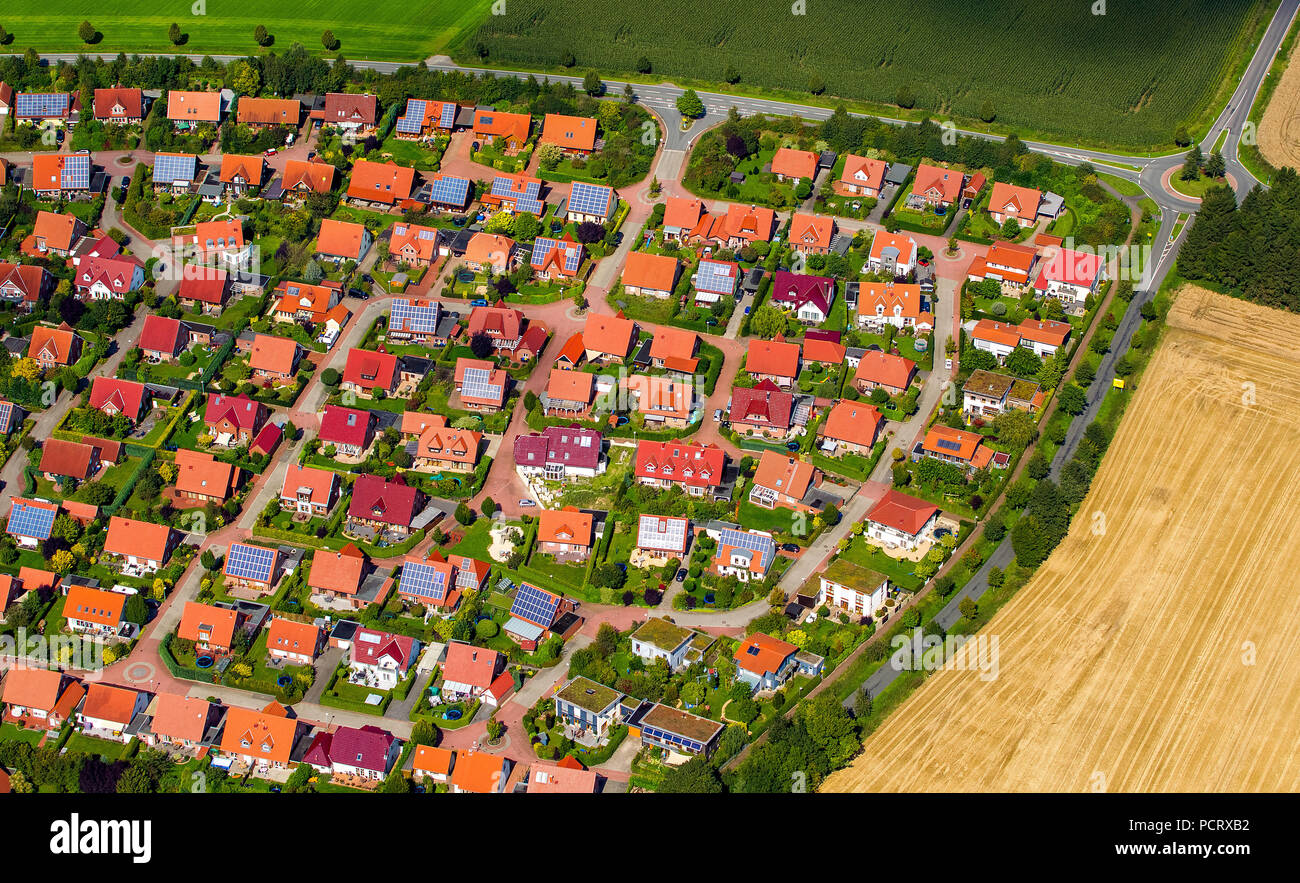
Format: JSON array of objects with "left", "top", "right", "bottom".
[
  {"left": 0, "top": 0, "right": 491, "bottom": 60},
  {"left": 469, "top": 0, "right": 1272, "bottom": 148},
  {"left": 825, "top": 286, "right": 1300, "bottom": 792}
]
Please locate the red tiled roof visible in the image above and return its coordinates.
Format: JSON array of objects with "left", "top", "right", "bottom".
[
  {"left": 635, "top": 440, "right": 725, "bottom": 489},
  {"left": 622, "top": 251, "right": 679, "bottom": 293},
  {"left": 867, "top": 489, "right": 939, "bottom": 535},
  {"left": 841, "top": 154, "right": 887, "bottom": 190},
  {"left": 39, "top": 438, "right": 96, "bottom": 479},
  {"left": 64, "top": 584, "right": 126, "bottom": 628},
  {"left": 538, "top": 507, "right": 594, "bottom": 547},
  {"left": 204, "top": 393, "right": 266, "bottom": 433},
  {"left": 348, "top": 475, "right": 421, "bottom": 528},
  {"left": 853, "top": 350, "right": 917, "bottom": 390},
  {"left": 219, "top": 154, "right": 264, "bottom": 186},
  {"left": 249, "top": 334, "right": 300, "bottom": 376},
  {"left": 347, "top": 159, "right": 415, "bottom": 205},
  {"left": 309, "top": 544, "right": 367, "bottom": 595},
  {"left": 730, "top": 382, "right": 794, "bottom": 428},
  {"left": 237, "top": 97, "right": 299, "bottom": 127},
  {"left": 103, "top": 516, "right": 172, "bottom": 562},
  {"left": 139, "top": 315, "right": 183, "bottom": 356},
  {"left": 219, "top": 706, "right": 297, "bottom": 765},
  {"left": 319, "top": 405, "right": 373, "bottom": 449},
  {"left": 582, "top": 313, "right": 636, "bottom": 358},
  {"left": 93, "top": 87, "right": 143, "bottom": 120},
  {"left": 442, "top": 641, "right": 501, "bottom": 691},
  {"left": 323, "top": 92, "right": 377, "bottom": 127},
  {"left": 541, "top": 113, "right": 597, "bottom": 151},
  {"left": 734, "top": 632, "right": 797, "bottom": 676},
  {"left": 281, "top": 160, "right": 336, "bottom": 194},
  {"left": 316, "top": 218, "right": 369, "bottom": 260},
  {"left": 167, "top": 90, "right": 221, "bottom": 122},
  {"left": 822, "top": 400, "right": 883, "bottom": 446},
  {"left": 343, "top": 348, "right": 398, "bottom": 392},
  {"left": 771, "top": 147, "right": 817, "bottom": 179},
  {"left": 746, "top": 338, "right": 800, "bottom": 379},
  {"left": 914, "top": 162, "right": 964, "bottom": 203},
  {"left": 178, "top": 601, "right": 238, "bottom": 649},
  {"left": 81, "top": 683, "right": 140, "bottom": 725}
]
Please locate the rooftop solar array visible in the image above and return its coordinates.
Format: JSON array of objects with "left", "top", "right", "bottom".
[
  {"left": 225, "top": 542, "right": 277, "bottom": 583},
  {"left": 511, "top": 582, "right": 560, "bottom": 628},
  {"left": 695, "top": 260, "right": 737, "bottom": 295},
  {"left": 395, "top": 99, "right": 427, "bottom": 135},
  {"left": 15, "top": 92, "right": 70, "bottom": 118},
  {"left": 154, "top": 152, "right": 198, "bottom": 184},
  {"left": 461, "top": 366, "right": 503, "bottom": 401},
  {"left": 531, "top": 237, "right": 582, "bottom": 274},
  {"left": 389, "top": 298, "right": 441, "bottom": 335},
  {"left": 935, "top": 438, "right": 963, "bottom": 452},
  {"left": 568, "top": 181, "right": 614, "bottom": 217},
  {"left": 7, "top": 499, "right": 56, "bottom": 540},
  {"left": 637, "top": 515, "right": 687, "bottom": 552},
  {"left": 438, "top": 102, "right": 456, "bottom": 129},
  {"left": 714, "top": 528, "right": 775, "bottom": 570},
  {"left": 426, "top": 174, "right": 470, "bottom": 207},
  {"left": 398, "top": 559, "right": 447, "bottom": 601},
  {"left": 490, "top": 175, "right": 543, "bottom": 214},
  {"left": 59, "top": 154, "right": 91, "bottom": 190}
]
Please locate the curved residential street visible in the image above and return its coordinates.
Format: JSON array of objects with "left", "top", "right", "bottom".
[{"left": 1, "top": 0, "right": 1294, "bottom": 788}]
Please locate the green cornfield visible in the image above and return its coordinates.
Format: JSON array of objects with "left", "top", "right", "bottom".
[{"left": 466, "top": 0, "right": 1274, "bottom": 148}]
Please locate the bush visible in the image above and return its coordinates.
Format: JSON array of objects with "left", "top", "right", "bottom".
[{"left": 475, "top": 619, "right": 499, "bottom": 639}]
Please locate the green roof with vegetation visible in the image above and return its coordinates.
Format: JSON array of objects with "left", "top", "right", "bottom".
[
  {"left": 555, "top": 676, "right": 621, "bottom": 714},
  {"left": 631, "top": 616, "right": 694, "bottom": 652},
  {"left": 821, "top": 557, "right": 890, "bottom": 592}
]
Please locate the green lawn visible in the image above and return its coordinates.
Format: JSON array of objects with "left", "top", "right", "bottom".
[
  {"left": 64, "top": 732, "right": 131, "bottom": 760},
  {"left": 837, "top": 539, "right": 924, "bottom": 591},
  {"left": 1166, "top": 172, "right": 1226, "bottom": 199},
  {"left": 2, "top": 1, "right": 492, "bottom": 60},
  {"left": 0, "top": 722, "right": 47, "bottom": 746}
]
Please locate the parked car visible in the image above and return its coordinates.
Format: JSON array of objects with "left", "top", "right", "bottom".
[
  {"left": 471, "top": 298, "right": 488, "bottom": 307},
  {"left": 518, "top": 499, "right": 536, "bottom": 507},
  {"left": 780, "top": 543, "right": 800, "bottom": 554},
  {"left": 713, "top": 408, "right": 722, "bottom": 422},
  {"left": 675, "top": 569, "right": 687, "bottom": 583},
  {"left": 264, "top": 148, "right": 278, "bottom": 156}
]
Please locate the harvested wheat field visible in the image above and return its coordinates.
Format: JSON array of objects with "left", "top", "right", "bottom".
[
  {"left": 825, "top": 286, "right": 1300, "bottom": 793},
  {"left": 1259, "top": 43, "right": 1300, "bottom": 169}
]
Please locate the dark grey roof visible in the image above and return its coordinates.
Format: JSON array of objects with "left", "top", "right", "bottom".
[{"left": 884, "top": 163, "right": 912, "bottom": 185}]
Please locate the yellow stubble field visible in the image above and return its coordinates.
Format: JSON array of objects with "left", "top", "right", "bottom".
[{"left": 824, "top": 286, "right": 1300, "bottom": 792}]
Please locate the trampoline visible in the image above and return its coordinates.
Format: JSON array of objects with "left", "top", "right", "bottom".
[
  {"left": 196, "top": 655, "right": 214, "bottom": 669},
  {"left": 442, "top": 708, "right": 464, "bottom": 721},
  {"left": 277, "top": 675, "right": 293, "bottom": 688}
]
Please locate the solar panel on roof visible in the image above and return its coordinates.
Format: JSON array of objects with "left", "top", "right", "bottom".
[
  {"left": 637, "top": 515, "right": 686, "bottom": 552},
  {"left": 461, "top": 366, "right": 502, "bottom": 402},
  {"left": 59, "top": 154, "right": 91, "bottom": 190},
  {"left": 16, "top": 93, "right": 70, "bottom": 118},
  {"left": 715, "top": 528, "right": 775, "bottom": 570},
  {"left": 7, "top": 500, "right": 56, "bottom": 540},
  {"left": 390, "top": 298, "right": 440, "bottom": 335},
  {"left": 695, "top": 261, "right": 736, "bottom": 295},
  {"left": 511, "top": 582, "right": 560, "bottom": 628},
  {"left": 395, "top": 99, "right": 426, "bottom": 135},
  {"left": 398, "top": 560, "right": 447, "bottom": 601},
  {"left": 427, "top": 174, "right": 470, "bottom": 207},
  {"left": 568, "top": 182, "right": 614, "bottom": 217},
  {"left": 225, "top": 542, "right": 276, "bottom": 583},
  {"left": 153, "top": 153, "right": 197, "bottom": 184},
  {"left": 530, "top": 236, "right": 581, "bottom": 273},
  {"left": 936, "top": 438, "right": 963, "bottom": 452},
  {"left": 438, "top": 102, "right": 456, "bottom": 129}
]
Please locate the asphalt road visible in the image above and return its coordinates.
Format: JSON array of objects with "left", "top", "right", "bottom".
[{"left": 18, "top": 0, "right": 1298, "bottom": 201}]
